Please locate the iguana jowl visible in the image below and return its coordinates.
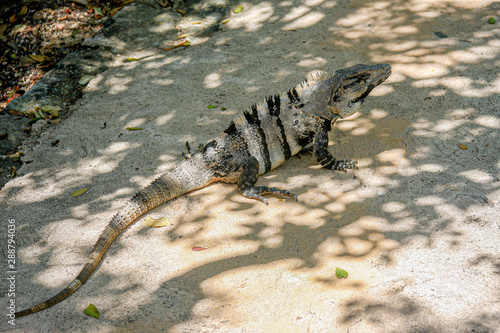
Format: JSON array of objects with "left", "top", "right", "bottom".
[{"left": 15, "top": 63, "right": 391, "bottom": 317}]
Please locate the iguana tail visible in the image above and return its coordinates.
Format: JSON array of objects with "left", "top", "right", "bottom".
[{"left": 15, "top": 154, "right": 215, "bottom": 317}]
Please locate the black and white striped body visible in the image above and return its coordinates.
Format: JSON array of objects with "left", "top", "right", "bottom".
[{"left": 204, "top": 89, "right": 316, "bottom": 176}]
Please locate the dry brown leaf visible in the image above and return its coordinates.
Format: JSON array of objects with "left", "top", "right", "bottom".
[{"left": 458, "top": 143, "right": 468, "bottom": 150}]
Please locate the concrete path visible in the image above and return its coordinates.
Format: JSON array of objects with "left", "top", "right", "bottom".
[{"left": 1, "top": 0, "right": 499, "bottom": 332}]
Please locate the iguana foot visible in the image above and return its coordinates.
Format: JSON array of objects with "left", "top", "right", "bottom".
[
  {"left": 240, "top": 186, "right": 298, "bottom": 205},
  {"left": 331, "top": 158, "right": 358, "bottom": 172}
]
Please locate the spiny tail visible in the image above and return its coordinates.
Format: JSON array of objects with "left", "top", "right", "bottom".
[{"left": 15, "top": 155, "right": 214, "bottom": 317}]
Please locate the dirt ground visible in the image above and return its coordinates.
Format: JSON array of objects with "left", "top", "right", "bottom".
[{"left": 1, "top": 0, "right": 499, "bottom": 332}]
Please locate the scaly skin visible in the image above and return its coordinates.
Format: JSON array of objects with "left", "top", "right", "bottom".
[{"left": 15, "top": 63, "right": 391, "bottom": 317}]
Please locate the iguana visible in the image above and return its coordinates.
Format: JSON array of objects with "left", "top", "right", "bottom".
[{"left": 15, "top": 63, "right": 391, "bottom": 317}]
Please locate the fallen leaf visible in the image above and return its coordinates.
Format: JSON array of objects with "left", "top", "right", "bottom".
[
  {"left": 144, "top": 216, "right": 173, "bottom": 228},
  {"left": 10, "top": 166, "right": 17, "bottom": 179},
  {"left": 7, "top": 93, "right": 22, "bottom": 104},
  {"left": 19, "top": 56, "right": 36, "bottom": 67},
  {"left": 335, "top": 267, "right": 348, "bottom": 279},
  {"left": 41, "top": 105, "right": 61, "bottom": 117},
  {"left": 488, "top": 17, "right": 496, "bottom": 24},
  {"left": 162, "top": 40, "right": 191, "bottom": 51},
  {"left": 8, "top": 110, "right": 23, "bottom": 116},
  {"left": 94, "top": 7, "right": 104, "bottom": 18},
  {"left": 207, "top": 104, "right": 218, "bottom": 109},
  {"left": 126, "top": 127, "right": 143, "bottom": 131},
  {"left": 0, "top": 24, "right": 7, "bottom": 36},
  {"left": 79, "top": 75, "right": 95, "bottom": 85},
  {"left": 176, "top": 9, "right": 187, "bottom": 14},
  {"left": 27, "top": 117, "right": 43, "bottom": 125},
  {"left": 458, "top": 143, "right": 468, "bottom": 150},
  {"left": 71, "top": 188, "right": 89, "bottom": 197},
  {"left": 70, "top": 0, "right": 89, "bottom": 5},
  {"left": 56, "top": 23, "right": 65, "bottom": 30},
  {"left": 192, "top": 247, "right": 207, "bottom": 251},
  {"left": 221, "top": 19, "right": 229, "bottom": 24},
  {"left": 29, "top": 54, "right": 51, "bottom": 62},
  {"left": 12, "top": 24, "right": 27, "bottom": 34},
  {"left": 7, "top": 151, "right": 24, "bottom": 161},
  {"left": 233, "top": 5, "right": 244, "bottom": 13},
  {"left": 10, "top": 14, "right": 17, "bottom": 23},
  {"left": 125, "top": 57, "right": 139, "bottom": 62},
  {"left": 83, "top": 304, "right": 100, "bottom": 318},
  {"left": 108, "top": 6, "right": 123, "bottom": 17},
  {"left": 192, "top": 21, "right": 202, "bottom": 24},
  {"left": 19, "top": 6, "right": 28, "bottom": 16}
]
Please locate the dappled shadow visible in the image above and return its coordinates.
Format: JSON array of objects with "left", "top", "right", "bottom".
[{"left": 2, "top": 0, "right": 499, "bottom": 331}]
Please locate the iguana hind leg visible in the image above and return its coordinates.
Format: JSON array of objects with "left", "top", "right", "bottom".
[
  {"left": 238, "top": 156, "right": 297, "bottom": 205},
  {"left": 314, "top": 120, "right": 358, "bottom": 172}
]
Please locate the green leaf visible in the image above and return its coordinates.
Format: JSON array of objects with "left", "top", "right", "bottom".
[
  {"left": 125, "top": 57, "right": 139, "bottom": 62},
  {"left": 27, "top": 117, "right": 44, "bottom": 125},
  {"left": 29, "top": 54, "right": 51, "bottom": 63},
  {"left": 83, "top": 304, "right": 100, "bottom": 318},
  {"left": 207, "top": 104, "right": 218, "bottom": 109},
  {"left": 79, "top": 75, "right": 95, "bottom": 85},
  {"left": 126, "top": 127, "right": 143, "bottom": 131},
  {"left": 94, "top": 7, "right": 104, "bottom": 18},
  {"left": 488, "top": 17, "right": 496, "bottom": 24},
  {"left": 335, "top": 267, "right": 348, "bottom": 279},
  {"left": 19, "top": 6, "right": 28, "bottom": 16},
  {"left": 41, "top": 105, "right": 61, "bottom": 117},
  {"left": 70, "top": 0, "right": 89, "bottom": 5},
  {"left": 233, "top": 5, "right": 243, "bottom": 13},
  {"left": 71, "top": 188, "right": 89, "bottom": 197}
]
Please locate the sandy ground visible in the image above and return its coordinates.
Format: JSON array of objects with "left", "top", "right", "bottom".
[{"left": 1, "top": 0, "right": 499, "bottom": 332}]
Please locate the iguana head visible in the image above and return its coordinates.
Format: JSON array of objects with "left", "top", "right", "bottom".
[{"left": 299, "top": 64, "right": 391, "bottom": 121}]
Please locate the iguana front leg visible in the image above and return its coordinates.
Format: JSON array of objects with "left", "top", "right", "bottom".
[
  {"left": 313, "top": 120, "right": 358, "bottom": 172},
  {"left": 238, "top": 156, "right": 297, "bottom": 205},
  {"left": 182, "top": 141, "right": 204, "bottom": 160}
]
